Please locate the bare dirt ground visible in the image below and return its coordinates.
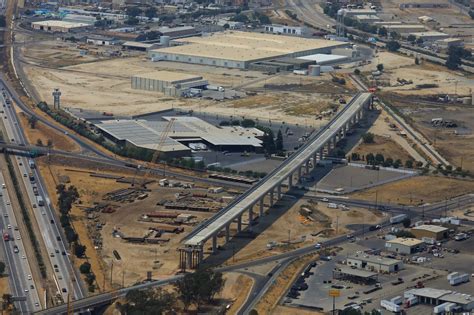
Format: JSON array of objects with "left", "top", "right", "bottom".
[
  {"left": 218, "top": 272, "right": 254, "bottom": 314},
  {"left": 17, "top": 112, "right": 81, "bottom": 152},
  {"left": 360, "top": 52, "right": 474, "bottom": 96},
  {"left": 0, "top": 276, "right": 9, "bottom": 297},
  {"left": 352, "top": 135, "right": 413, "bottom": 163},
  {"left": 20, "top": 33, "right": 355, "bottom": 126},
  {"left": 352, "top": 176, "right": 474, "bottom": 205},
  {"left": 223, "top": 198, "right": 384, "bottom": 265}
]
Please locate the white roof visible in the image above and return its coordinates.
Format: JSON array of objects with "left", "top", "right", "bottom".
[
  {"left": 412, "top": 224, "right": 448, "bottom": 233},
  {"left": 31, "top": 20, "right": 89, "bottom": 28},
  {"left": 297, "top": 54, "right": 349, "bottom": 64},
  {"left": 96, "top": 117, "right": 263, "bottom": 152}
]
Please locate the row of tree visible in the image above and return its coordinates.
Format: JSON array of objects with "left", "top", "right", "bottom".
[
  {"left": 120, "top": 268, "right": 224, "bottom": 313},
  {"left": 79, "top": 262, "right": 97, "bottom": 292}
]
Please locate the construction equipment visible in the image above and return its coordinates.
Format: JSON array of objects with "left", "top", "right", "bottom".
[{"left": 134, "top": 118, "right": 176, "bottom": 188}]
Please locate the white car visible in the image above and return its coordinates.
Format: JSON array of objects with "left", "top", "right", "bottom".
[
  {"left": 315, "top": 243, "right": 322, "bottom": 249},
  {"left": 27, "top": 275, "right": 32, "bottom": 280},
  {"left": 322, "top": 198, "right": 329, "bottom": 202}
]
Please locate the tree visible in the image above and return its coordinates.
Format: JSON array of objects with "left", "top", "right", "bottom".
[
  {"left": 407, "top": 34, "right": 416, "bottom": 43},
  {"left": 375, "top": 153, "right": 384, "bottom": 164},
  {"left": 353, "top": 68, "right": 361, "bottom": 75},
  {"left": 241, "top": 119, "right": 255, "bottom": 128},
  {"left": 73, "top": 243, "right": 86, "bottom": 258},
  {"left": 390, "top": 31, "right": 400, "bottom": 40},
  {"left": 85, "top": 273, "right": 96, "bottom": 286},
  {"left": 0, "top": 261, "right": 5, "bottom": 276},
  {"left": 386, "top": 40, "right": 401, "bottom": 52},
  {"left": 36, "top": 139, "right": 43, "bottom": 146},
  {"left": 125, "top": 17, "right": 139, "bottom": 25},
  {"left": 126, "top": 6, "right": 142, "bottom": 17},
  {"left": 376, "top": 64, "right": 384, "bottom": 72},
  {"left": 28, "top": 116, "right": 38, "bottom": 129},
  {"left": 405, "top": 160, "right": 414, "bottom": 168},
  {"left": 366, "top": 153, "right": 375, "bottom": 165},
  {"left": 145, "top": 7, "right": 157, "bottom": 19},
  {"left": 402, "top": 217, "right": 411, "bottom": 228},
  {"left": 223, "top": 23, "right": 230, "bottom": 29},
  {"left": 275, "top": 129, "right": 283, "bottom": 152},
  {"left": 416, "top": 37, "right": 424, "bottom": 45},
  {"left": 378, "top": 27, "right": 387, "bottom": 37},
  {"left": 175, "top": 269, "right": 225, "bottom": 310},
  {"left": 362, "top": 132, "right": 374, "bottom": 144},
  {"left": 79, "top": 262, "right": 91, "bottom": 274},
  {"left": 47, "top": 139, "right": 53, "bottom": 147},
  {"left": 122, "top": 288, "right": 175, "bottom": 314}
]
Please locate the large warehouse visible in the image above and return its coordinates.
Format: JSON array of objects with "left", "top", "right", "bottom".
[
  {"left": 31, "top": 20, "right": 90, "bottom": 33},
  {"left": 131, "top": 71, "right": 208, "bottom": 97},
  {"left": 148, "top": 31, "right": 348, "bottom": 69},
  {"left": 95, "top": 116, "right": 264, "bottom": 159}
]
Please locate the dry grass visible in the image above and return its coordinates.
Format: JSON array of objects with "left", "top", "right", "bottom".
[
  {"left": 18, "top": 112, "right": 81, "bottom": 152},
  {"left": 219, "top": 273, "right": 254, "bottom": 315},
  {"left": 254, "top": 254, "right": 317, "bottom": 314},
  {"left": 352, "top": 176, "right": 474, "bottom": 204},
  {"left": 352, "top": 135, "right": 413, "bottom": 163}
]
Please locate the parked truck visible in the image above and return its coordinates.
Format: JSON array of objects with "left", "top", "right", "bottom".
[
  {"left": 380, "top": 300, "right": 401, "bottom": 312},
  {"left": 390, "top": 214, "right": 408, "bottom": 224},
  {"left": 454, "top": 233, "right": 467, "bottom": 241}
]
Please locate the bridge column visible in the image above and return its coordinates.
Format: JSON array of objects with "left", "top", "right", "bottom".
[
  {"left": 186, "top": 249, "right": 192, "bottom": 268},
  {"left": 297, "top": 166, "right": 302, "bottom": 181},
  {"left": 277, "top": 184, "right": 282, "bottom": 199},
  {"left": 319, "top": 148, "right": 324, "bottom": 160},
  {"left": 259, "top": 198, "right": 264, "bottom": 217},
  {"left": 225, "top": 224, "right": 230, "bottom": 242},
  {"left": 332, "top": 136, "right": 337, "bottom": 149},
  {"left": 212, "top": 235, "right": 218, "bottom": 254},
  {"left": 313, "top": 153, "right": 318, "bottom": 167},
  {"left": 248, "top": 207, "right": 254, "bottom": 232},
  {"left": 288, "top": 173, "right": 293, "bottom": 189},
  {"left": 237, "top": 215, "right": 242, "bottom": 233},
  {"left": 270, "top": 189, "right": 274, "bottom": 207}
]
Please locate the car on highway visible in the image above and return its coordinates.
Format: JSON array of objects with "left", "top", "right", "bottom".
[
  {"left": 315, "top": 243, "right": 322, "bottom": 249},
  {"left": 35, "top": 302, "right": 39, "bottom": 307},
  {"left": 7, "top": 224, "right": 11, "bottom": 229},
  {"left": 27, "top": 275, "right": 32, "bottom": 280},
  {"left": 13, "top": 245, "right": 19, "bottom": 253},
  {"left": 322, "top": 198, "right": 329, "bottom": 202},
  {"left": 3, "top": 213, "right": 8, "bottom": 217}
]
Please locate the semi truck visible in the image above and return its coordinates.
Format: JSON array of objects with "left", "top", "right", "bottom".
[{"left": 390, "top": 214, "right": 408, "bottom": 224}]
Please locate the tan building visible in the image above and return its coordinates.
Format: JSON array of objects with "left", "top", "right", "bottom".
[
  {"left": 31, "top": 20, "right": 90, "bottom": 33},
  {"left": 411, "top": 225, "right": 449, "bottom": 240},
  {"left": 385, "top": 238, "right": 425, "bottom": 254}
]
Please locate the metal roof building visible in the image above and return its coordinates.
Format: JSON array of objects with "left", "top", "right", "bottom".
[
  {"left": 411, "top": 224, "right": 449, "bottom": 240},
  {"left": 148, "top": 31, "right": 348, "bottom": 69},
  {"left": 347, "top": 254, "right": 404, "bottom": 273},
  {"left": 95, "top": 117, "right": 263, "bottom": 159},
  {"left": 385, "top": 237, "right": 425, "bottom": 254},
  {"left": 405, "top": 288, "right": 474, "bottom": 311}
]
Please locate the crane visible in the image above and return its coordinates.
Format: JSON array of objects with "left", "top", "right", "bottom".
[{"left": 139, "top": 118, "right": 176, "bottom": 188}]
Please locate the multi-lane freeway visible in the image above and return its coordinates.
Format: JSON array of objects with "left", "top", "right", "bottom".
[
  {"left": 0, "top": 171, "right": 41, "bottom": 313},
  {"left": 0, "top": 82, "right": 85, "bottom": 305}
]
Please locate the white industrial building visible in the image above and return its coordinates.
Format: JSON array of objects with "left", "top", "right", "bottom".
[
  {"left": 347, "top": 254, "right": 404, "bottom": 273},
  {"left": 86, "top": 35, "right": 119, "bottom": 46},
  {"left": 297, "top": 53, "right": 349, "bottom": 66},
  {"left": 131, "top": 71, "right": 208, "bottom": 97},
  {"left": 148, "top": 31, "right": 348, "bottom": 69},
  {"left": 264, "top": 24, "right": 308, "bottom": 36},
  {"left": 408, "top": 31, "right": 450, "bottom": 42},
  {"left": 435, "top": 38, "right": 464, "bottom": 49},
  {"left": 341, "top": 9, "right": 377, "bottom": 17},
  {"left": 95, "top": 116, "right": 264, "bottom": 159},
  {"left": 404, "top": 288, "right": 474, "bottom": 312},
  {"left": 355, "top": 15, "right": 381, "bottom": 24},
  {"left": 31, "top": 20, "right": 90, "bottom": 33},
  {"left": 385, "top": 24, "right": 426, "bottom": 34}
]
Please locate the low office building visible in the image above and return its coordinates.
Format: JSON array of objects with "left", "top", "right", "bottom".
[
  {"left": 86, "top": 35, "right": 119, "bottom": 46},
  {"left": 385, "top": 237, "right": 425, "bottom": 254},
  {"left": 435, "top": 38, "right": 464, "bottom": 49},
  {"left": 411, "top": 225, "right": 448, "bottom": 240},
  {"left": 347, "top": 254, "right": 404, "bottom": 273},
  {"left": 31, "top": 20, "right": 90, "bottom": 33},
  {"left": 131, "top": 71, "right": 208, "bottom": 97},
  {"left": 384, "top": 24, "right": 426, "bottom": 34},
  {"left": 333, "top": 266, "right": 378, "bottom": 284},
  {"left": 342, "top": 9, "right": 377, "bottom": 17},
  {"left": 408, "top": 31, "right": 450, "bottom": 42},
  {"left": 264, "top": 24, "right": 308, "bottom": 36},
  {"left": 156, "top": 26, "right": 200, "bottom": 39},
  {"left": 355, "top": 15, "right": 381, "bottom": 24}
]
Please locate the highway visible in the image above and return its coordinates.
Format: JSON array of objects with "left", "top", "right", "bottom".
[
  {"left": 183, "top": 93, "right": 372, "bottom": 247},
  {"left": 0, "top": 172, "right": 41, "bottom": 313},
  {"left": 0, "top": 82, "right": 85, "bottom": 304}
]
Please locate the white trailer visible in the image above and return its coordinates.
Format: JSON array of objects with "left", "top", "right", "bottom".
[
  {"left": 390, "top": 214, "right": 407, "bottom": 224},
  {"left": 380, "top": 300, "right": 401, "bottom": 312}
]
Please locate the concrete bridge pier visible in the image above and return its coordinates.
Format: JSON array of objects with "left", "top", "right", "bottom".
[
  {"left": 237, "top": 215, "right": 242, "bottom": 233},
  {"left": 297, "top": 166, "right": 302, "bottom": 181},
  {"left": 277, "top": 184, "right": 282, "bottom": 199},
  {"left": 270, "top": 189, "right": 274, "bottom": 207},
  {"left": 305, "top": 159, "right": 310, "bottom": 174},
  {"left": 248, "top": 207, "right": 254, "bottom": 232},
  {"left": 259, "top": 198, "right": 264, "bottom": 217},
  {"left": 212, "top": 235, "right": 218, "bottom": 254},
  {"left": 319, "top": 148, "right": 324, "bottom": 160},
  {"left": 288, "top": 173, "right": 293, "bottom": 189},
  {"left": 225, "top": 224, "right": 230, "bottom": 242}
]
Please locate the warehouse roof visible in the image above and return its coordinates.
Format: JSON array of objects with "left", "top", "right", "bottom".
[
  {"left": 150, "top": 31, "right": 347, "bottom": 62},
  {"left": 384, "top": 24, "right": 425, "bottom": 29},
  {"left": 95, "top": 117, "right": 263, "bottom": 152},
  {"left": 348, "top": 254, "right": 401, "bottom": 266},
  {"left": 386, "top": 237, "right": 424, "bottom": 247},
  {"left": 132, "top": 71, "right": 202, "bottom": 84},
  {"left": 337, "top": 267, "right": 378, "bottom": 278},
  {"left": 441, "top": 292, "right": 473, "bottom": 305},
  {"left": 407, "top": 288, "right": 452, "bottom": 299},
  {"left": 297, "top": 53, "right": 348, "bottom": 64},
  {"left": 31, "top": 20, "right": 90, "bottom": 28},
  {"left": 412, "top": 225, "right": 448, "bottom": 233}
]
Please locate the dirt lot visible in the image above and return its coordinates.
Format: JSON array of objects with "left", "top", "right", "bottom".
[
  {"left": 351, "top": 134, "right": 413, "bottom": 163},
  {"left": 352, "top": 176, "right": 474, "bottom": 204},
  {"left": 17, "top": 112, "right": 81, "bottom": 152},
  {"left": 0, "top": 276, "right": 9, "bottom": 297},
  {"left": 216, "top": 198, "right": 384, "bottom": 265},
  {"left": 360, "top": 52, "right": 473, "bottom": 96},
  {"left": 19, "top": 32, "right": 355, "bottom": 126}
]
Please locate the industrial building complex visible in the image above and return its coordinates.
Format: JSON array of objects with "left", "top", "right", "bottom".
[
  {"left": 148, "top": 31, "right": 348, "bottom": 69},
  {"left": 95, "top": 116, "right": 264, "bottom": 158},
  {"left": 131, "top": 71, "right": 208, "bottom": 97}
]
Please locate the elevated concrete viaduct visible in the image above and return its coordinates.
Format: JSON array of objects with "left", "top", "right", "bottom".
[{"left": 179, "top": 92, "right": 373, "bottom": 269}]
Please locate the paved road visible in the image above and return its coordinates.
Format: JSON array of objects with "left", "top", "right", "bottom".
[
  {"left": 0, "top": 172, "right": 41, "bottom": 313},
  {"left": 184, "top": 93, "right": 372, "bottom": 247},
  {"left": 1, "top": 83, "right": 85, "bottom": 304}
]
